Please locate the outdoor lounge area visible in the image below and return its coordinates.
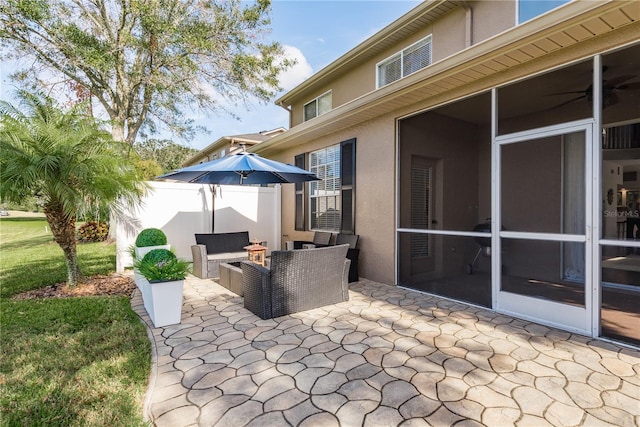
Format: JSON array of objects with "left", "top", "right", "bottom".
[
  {"left": 242, "top": 244, "right": 351, "bottom": 319},
  {"left": 132, "top": 275, "right": 640, "bottom": 426}
]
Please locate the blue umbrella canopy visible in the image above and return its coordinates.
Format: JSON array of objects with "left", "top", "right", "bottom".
[{"left": 158, "top": 152, "right": 319, "bottom": 185}]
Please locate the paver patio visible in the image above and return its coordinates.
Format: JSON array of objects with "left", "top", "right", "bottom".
[{"left": 132, "top": 276, "right": 640, "bottom": 427}]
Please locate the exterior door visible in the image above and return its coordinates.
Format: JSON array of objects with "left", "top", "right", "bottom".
[{"left": 495, "top": 121, "right": 593, "bottom": 334}]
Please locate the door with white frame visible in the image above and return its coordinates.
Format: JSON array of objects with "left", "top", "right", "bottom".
[{"left": 495, "top": 120, "right": 593, "bottom": 335}]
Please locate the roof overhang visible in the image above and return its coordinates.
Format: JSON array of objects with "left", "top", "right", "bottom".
[
  {"left": 255, "top": 0, "right": 639, "bottom": 157},
  {"left": 275, "top": 0, "right": 462, "bottom": 108}
]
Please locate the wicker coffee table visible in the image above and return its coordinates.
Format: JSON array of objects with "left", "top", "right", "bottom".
[{"left": 218, "top": 262, "right": 244, "bottom": 296}]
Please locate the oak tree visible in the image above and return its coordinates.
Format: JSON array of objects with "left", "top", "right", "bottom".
[{"left": 0, "top": 0, "right": 293, "bottom": 145}]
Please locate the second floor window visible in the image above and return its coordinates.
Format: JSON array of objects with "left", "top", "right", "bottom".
[
  {"left": 304, "top": 91, "right": 332, "bottom": 121},
  {"left": 377, "top": 35, "right": 432, "bottom": 88},
  {"left": 518, "top": 0, "right": 569, "bottom": 24}
]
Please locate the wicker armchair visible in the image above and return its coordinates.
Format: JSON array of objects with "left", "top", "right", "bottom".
[
  {"left": 241, "top": 244, "right": 351, "bottom": 319},
  {"left": 336, "top": 234, "right": 360, "bottom": 282},
  {"left": 285, "top": 231, "right": 332, "bottom": 250}
]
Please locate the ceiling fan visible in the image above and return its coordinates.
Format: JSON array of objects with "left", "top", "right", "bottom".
[{"left": 548, "top": 67, "right": 640, "bottom": 110}]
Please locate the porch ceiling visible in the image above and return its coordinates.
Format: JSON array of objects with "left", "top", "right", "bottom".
[{"left": 255, "top": 1, "right": 639, "bottom": 157}]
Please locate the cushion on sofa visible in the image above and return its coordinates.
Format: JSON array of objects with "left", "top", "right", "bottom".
[
  {"left": 195, "top": 232, "right": 250, "bottom": 254},
  {"left": 206, "top": 251, "right": 247, "bottom": 261}
]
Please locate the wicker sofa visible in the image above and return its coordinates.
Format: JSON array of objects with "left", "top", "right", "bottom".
[
  {"left": 191, "top": 232, "right": 250, "bottom": 278},
  {"left": 241, "top": 244, "right": 351, "bottom": 319}
]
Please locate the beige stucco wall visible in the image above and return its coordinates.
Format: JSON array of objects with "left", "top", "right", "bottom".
[
  {"left": 184, "top": 142, "right": 232, "bottom": 166},
  {"left": 269, "top": 115, "right": 398, "bottom": 285},
  {"left": 471, "top": 0, "right": 516, "bottom": 44},
  {"left": 288, "top": 1, "right": 517, "bottom": 128},
  {"left": 432, "top": 7, "right": 466, "bottom": 61},
  {"left": 261, "top": 1, "right": 640, "bottom": 287}
]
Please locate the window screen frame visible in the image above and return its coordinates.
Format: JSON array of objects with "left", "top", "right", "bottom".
[
  {"left": 303, "top": 91, "right": 332, "bottom": 122},
  {"left": 376, "top": 34, "right": 432, "bottom": 88}
]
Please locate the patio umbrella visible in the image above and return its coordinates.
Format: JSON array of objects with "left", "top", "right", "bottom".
[
  {"left": 157, "top": 152, "right": 319, "bottom": 185},
  {"left": 156, "top": 151, "right": 319, "bottom": 232}
]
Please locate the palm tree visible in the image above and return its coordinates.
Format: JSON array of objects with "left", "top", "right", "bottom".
[{"left": 0, "top": 91, "right": 144, "bottom": 286}]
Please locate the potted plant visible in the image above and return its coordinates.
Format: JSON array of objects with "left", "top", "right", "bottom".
[
  {"left": 133, "top": 228, "right": 170, "bottom": 259},
  {"left": 134, "top": 249, "right": 191, "bottom": 327}
]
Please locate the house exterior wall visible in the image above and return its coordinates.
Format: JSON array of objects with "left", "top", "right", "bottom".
[
  {"left": 186, "top": 142, "right": 232, "bottom": 165},
  {"left": 288, "top": 1, "right": 516, "bottom": 128},
  {"left": 257, "top": 0, "right": 640, "bottom": 287},
  {"left": 271, "top": 114, "right": 397, "bottom": 284},
  {"left": 470, "top": 0, "right": 516, "bottom": 44}
]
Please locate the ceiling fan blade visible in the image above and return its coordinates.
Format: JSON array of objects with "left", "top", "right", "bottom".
[
  {"left": 606, "top": 93, "right": 619, "bottom": 107},
  {"left": 546, "top": 95, "right": 587, "bottom": 111},
  {"left": 605, "top": 74, "right": 637, "bottom": 87},
  {"left": 547, "top": 90, "right": 587, "bottom": 96},
  {"left": 617, "top": 81, "right": 640, "bottom": 90}
]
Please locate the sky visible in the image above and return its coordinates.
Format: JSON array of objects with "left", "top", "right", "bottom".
[
  {"left": 0, "top": 0, "right": 567, "bottom": 151},
  {"left": 187, "top": 0, "right": 566, "bottom": 150},
  {"left": 190, "top": 0, "right": 422, "bottom": 150}
]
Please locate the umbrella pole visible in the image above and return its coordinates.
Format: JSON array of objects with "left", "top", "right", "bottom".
[{"left": 209, "top": 184, "right": 216, "bottom": 233}]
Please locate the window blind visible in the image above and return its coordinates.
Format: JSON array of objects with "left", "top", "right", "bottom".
[{"left": 411, "top": 165, "right": 431, "bottom": 257}]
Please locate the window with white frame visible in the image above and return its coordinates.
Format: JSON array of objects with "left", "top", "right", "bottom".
[
  {"left": 518, "top": 0, "right": 569, "bottom": 24},
  {"left": 309, "top": 145, "right": 341, "bottom": 231},
  {"left": 303, "top": 91, "right": 332, "bottom": 122},
  {"left": 377, "top": 35, "right": 432, "bottom": 88}
]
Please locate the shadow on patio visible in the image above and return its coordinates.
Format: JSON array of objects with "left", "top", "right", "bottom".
[{"left": 133, "top": 276, "right": 640, "bottom": 427}]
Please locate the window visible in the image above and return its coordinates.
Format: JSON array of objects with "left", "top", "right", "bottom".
[
  {"left": 303, "top": 91, "right": 332, "bottom": 121},
  {"left": 310, "top": 145, "right": 341, "bottom": 231},
  {"left": 518, "top": 0, "right": 570, "bottom": 24},
  {"left": 377, "top": 35, "right": 432, "bottom": 88},
  {"left": 299, "top": 139, "right": 356, "bottom": 233}
]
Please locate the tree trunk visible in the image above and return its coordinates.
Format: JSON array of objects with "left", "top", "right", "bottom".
[
  {"left": 111, "top": 120, "right": 126, "bottom": 144},
  {"left": 44, "top": 203, "right": 82, "bottom": 287}
]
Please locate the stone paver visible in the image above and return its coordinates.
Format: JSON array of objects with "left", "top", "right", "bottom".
[{"left": 133, "top": 277, "right": 640, "bottom": 426}]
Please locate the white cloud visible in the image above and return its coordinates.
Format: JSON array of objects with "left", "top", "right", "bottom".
[{"left": 277, "top": 45, "right": 314, "bottom": 92}]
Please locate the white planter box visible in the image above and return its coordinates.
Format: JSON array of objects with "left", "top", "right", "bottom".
[
  {"left": 134, "top": 274, "right": 183, "bottom": 328},
  {"left": 134, "top": 244, "right": 171, "bottom": 260}
]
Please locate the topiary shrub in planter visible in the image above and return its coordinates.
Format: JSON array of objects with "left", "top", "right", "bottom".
[
  {"left": 135, "top": 249, "right": 190, "bottom": 282},
  {"left": 133, "top": 248, "right": 190, "bottom": 328},
  {"left": 135, "top": 228, "right": 167, "bottom": 247},
  {"left": 77, "top": 221, "right": 109, "bottom": 242},
  {"left": 134, "top": 228, "right": 170, "bottom": 259}
]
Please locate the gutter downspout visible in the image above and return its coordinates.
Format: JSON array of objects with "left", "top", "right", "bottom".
[{"left": 461, "top": 1, "right": 473, "bottom": 48}]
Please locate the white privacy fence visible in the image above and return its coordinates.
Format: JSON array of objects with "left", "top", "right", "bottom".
[{"left": 114, "top": 181, "right": 281, "bottom": 272}]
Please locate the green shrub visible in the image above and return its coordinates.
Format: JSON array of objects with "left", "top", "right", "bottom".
[
  {"left": 77, "top": 221, "right": 109, "bottom": 242},
  {"left": 134, "top": 249, "right": 190, "bottom": 282},
  {"left": 134, "top": 228, "right": 167, "bottom": 247},
  {"left": 141, "top": 248, "right": 176, "bottom": 264}
]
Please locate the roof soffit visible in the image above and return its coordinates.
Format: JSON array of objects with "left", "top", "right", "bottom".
[{"left": 257, "top": 0, "right": 638, "bottom": 156}]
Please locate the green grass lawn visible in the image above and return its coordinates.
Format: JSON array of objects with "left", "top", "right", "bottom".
[{"left": 0, "top": 217, "right": 151, "bottom": 426}]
